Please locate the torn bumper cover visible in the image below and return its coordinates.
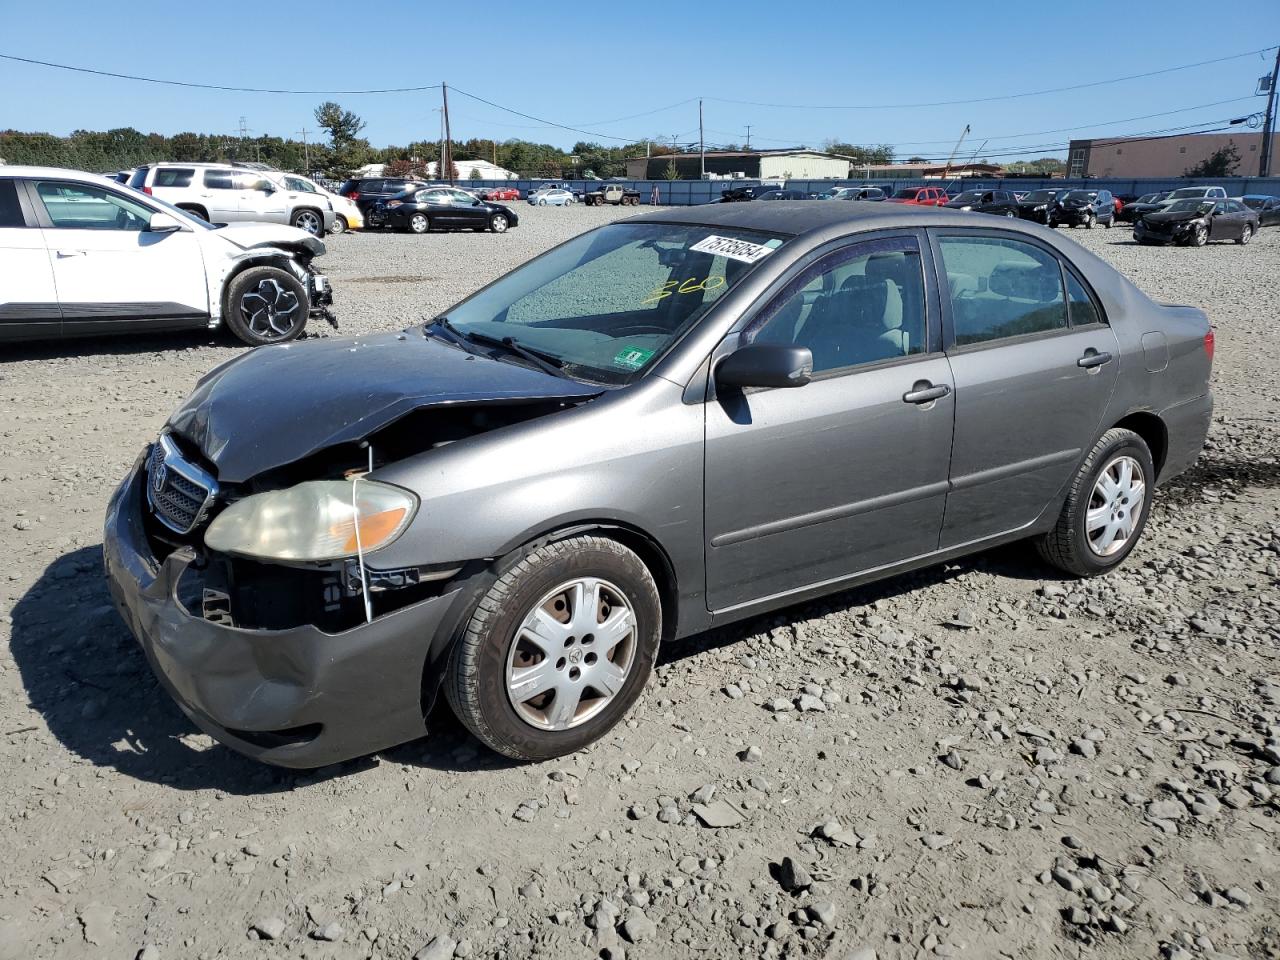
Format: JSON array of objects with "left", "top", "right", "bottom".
[{"left": 103, "top": 458, "right": 461, "bottom": 768}]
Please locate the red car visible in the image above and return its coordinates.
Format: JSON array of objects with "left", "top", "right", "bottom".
[
  {"left": 886, "top": 186, "right": 949, "bottom": 206},
  {"left": 483, "top": 186, "right": 520, "bottom": 201}
]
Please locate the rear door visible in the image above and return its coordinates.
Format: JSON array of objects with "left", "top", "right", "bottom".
[
  {"left": 28, "top": 178, "right": 210, "bottom": 336},
  {"left": 200, "top": 169, "right": 240, "bottom": 223},
  {"left": 931, "top": 229, "right": 1120, "bottom": 548},
  {"left": 0, "top": 179, "right": 60, "bottom": 340}
]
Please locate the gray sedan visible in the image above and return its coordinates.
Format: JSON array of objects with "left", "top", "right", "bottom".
[{"left": 104, "top": 202, "right": 1214, "bottom": 767}]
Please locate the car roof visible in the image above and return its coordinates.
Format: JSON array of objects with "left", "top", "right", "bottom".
[
  {"left": 0, "top": 165, "right": 118, "bottom": 183},
  {"left": 626, "top": 199, "right": 1048, "bottom": 239}
]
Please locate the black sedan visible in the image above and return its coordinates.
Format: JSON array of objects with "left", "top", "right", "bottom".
[
  {"left": 379, "top": 187, "right": 519, "bottom": 234},
  {"left": 1134, "top": 198, "right": 1259, "bottom": 247},
  {"left": 944, "top": 189, "right": 1019, "bottom": 217},
  {"left": 1241, "top": 195, "right": 1280, "bottom": 227},
  {"left": 1118, "top": 192, "right": 1171, "bottom": 224},
  {"left": 756, "top": 189, "right": 812, "bottom": 201},
  {"left": 1015, "top": 188, "right": 1070, "bottom": 224}
]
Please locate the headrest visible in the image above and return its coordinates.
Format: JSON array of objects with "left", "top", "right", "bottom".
[{"left": 989, "top": 262, "right": 1055, "bottom": 302}]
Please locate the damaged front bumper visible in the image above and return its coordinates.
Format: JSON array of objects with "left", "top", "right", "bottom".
[{"left": 103, "top": 455, "right": 461, "bottom": 768}]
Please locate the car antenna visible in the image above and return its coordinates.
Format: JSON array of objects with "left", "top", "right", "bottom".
[{"left": 352, "top": 443, "right": 375, "bottom": 624}]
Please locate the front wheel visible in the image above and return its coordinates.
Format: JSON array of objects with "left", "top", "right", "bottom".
[
  {"left": 1082, "top": 212, "right": 1095, "bottom": 229},
  {"left": 1035, "top": 428, "right": 1154, "bottom": 577},
  {"left": 223, "top": 266, "right": 309, "bottom": 346},
  {"left": 292, "top": 208, "right": 324, "bottom": 235},
  {"left": 445, "top": 536, "right": 662, "bottom": 761},
  {"left": 1190, "top": 223, "right": 1208, "bottom": 247},
  {"left": 1005, "top": 209, "right": 1016, "bottom": 218},
  {"left": 408, "top": 212, "right": 430, "bottom": 234},
  {"left": 490, "top": 213, "right": 509, "bottom": 233}
]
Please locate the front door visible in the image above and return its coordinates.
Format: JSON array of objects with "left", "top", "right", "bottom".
[
  {"left": 235, "top": 172, "right": 288, "bottom": 224},
  {"left": 704, "top": 234, "right": 954, "bottom": 612},
  {"left": 0, "top": 179, "right": 61, "bottom": 340},
  {"left": 449, "top": 190, "right": 488, "bottom": 228},
  {"left": 28, "top": 179, "right": 210, "bottom": 336},
  {"left": 932, "top": 230, "right": 1120, "bottom": 548}
]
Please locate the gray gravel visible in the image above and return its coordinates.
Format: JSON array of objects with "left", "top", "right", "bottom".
[{"left": 0, "top": 207, "right": 1278, "bottom": 960}]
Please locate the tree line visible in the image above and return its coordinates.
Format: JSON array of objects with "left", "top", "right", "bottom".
[{"left": 1, "top": 101, "right": 906, "bottom": 180}]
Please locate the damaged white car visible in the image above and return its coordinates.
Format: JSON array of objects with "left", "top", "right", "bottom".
[{"left": 0, "top": 166, "right": 334, "bottom": 346}]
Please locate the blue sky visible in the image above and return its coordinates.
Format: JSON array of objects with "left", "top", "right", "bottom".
[{"left": 2, "top": 0, "right": 1276, "bottom": 160}]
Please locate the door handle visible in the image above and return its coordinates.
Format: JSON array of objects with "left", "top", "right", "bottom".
[
  {"left": 902, "top": 381, "right": 952, "bottom": 405},
  {"left": 1077, "top": 349, "right": 1113, "bottom": 369},
  {"left": 56, "top": 250, "right": 86, "bottom": 257}
]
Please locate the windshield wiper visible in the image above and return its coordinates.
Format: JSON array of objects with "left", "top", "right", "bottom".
[
  {"left": 462, "top": 329, "right": 566, "bottom": 378},
  {"left": 424, "top": 316, "right": 479, "bottom": 353}
]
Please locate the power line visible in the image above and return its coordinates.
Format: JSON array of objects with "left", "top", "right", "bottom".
[
  {"left": 703, "top": 46, "right": 1277, "bottom": 110},
  {"left": 448, "top": 85, "right": 638, "bottom": 142},
  {"left": 0, "top": 51, "right": 443, "bottom": 94}
]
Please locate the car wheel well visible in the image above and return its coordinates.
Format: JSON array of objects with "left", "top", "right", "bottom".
[
  {"left": 1112, "top": 411, "right": 1168, "bottom": 480},
  {"left": 177, "top": 204, "right": 208, "bottom": 221}
]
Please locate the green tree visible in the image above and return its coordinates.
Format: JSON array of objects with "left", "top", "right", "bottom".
[
  {"left": 823, "top": 141, "right": 894, "bottom": 165},
  {"left": 314, "top": 101, "right": 371, "bottom": 176},
  {"left": 468, "top": 168, "right": 482, "bottom": 180},
  {"left": 1184, "top": 142, "right": 1240, "bottom": 177},
  {"left": 663, "top": 155, "right": 680, "bottom": 180}
]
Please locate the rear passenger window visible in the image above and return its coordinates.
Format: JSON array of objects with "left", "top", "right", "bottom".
[
  {"left": 1066, "top": 271, "right": 1102, "bottom": 327},
  {"left": 154, "top": 168, "right": 194, "bottom": 188},
  {"left": 752, "top": 237, "right": 927, "bottom": 374},
  {"left": 0, "top": 181, "right": 24, "bottom": 227},
  {"left": 938, "top": 236, "right": 1067, "bottom": 346},
  {"left": 204, "top": 170, "right": 235, "bottom": 190}
]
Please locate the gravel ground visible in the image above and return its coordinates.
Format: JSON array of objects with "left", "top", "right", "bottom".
[{"left": 1, "top": 207, "right": 1278, "bottom": 960}]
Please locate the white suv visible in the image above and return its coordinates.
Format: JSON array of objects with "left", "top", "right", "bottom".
[
  {"left": 128, "top": 163, "right": 336, "bottom": 235},
  {"left": 0, "top": 166, "right": 334, "bottom": 346}
]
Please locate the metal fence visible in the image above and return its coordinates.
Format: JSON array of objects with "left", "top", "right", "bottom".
[{"left": 459, "top": 177, "right": 1280, "bottom": 206}]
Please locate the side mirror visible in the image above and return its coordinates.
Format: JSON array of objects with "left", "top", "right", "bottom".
[
  {"left": 148, "top": 211, "right": 185, "bottom": 233},
  {"left": 716, "top": 343, "right": 813, "bottom": 390},
  {"left": 259, "top": 182, "right": 276, "bottom": 194}
]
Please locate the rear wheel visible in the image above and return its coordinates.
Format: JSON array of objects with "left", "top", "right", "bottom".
[
  {"left": 291, "top": 208, "right": 324, "bottom": 235},
  {"left": 1237, "top": 224, "right": 1253, "bottom": 245},
  {"left": 329, "top": 215, "right": 347, "bottom": 235},
  {"left": 445, "top": 535, "right": 661, "bottom": 761},
  {"left": 178, "top": 205, "right": 208, "bottom": 222},
  {"left": 1005, "top": 209, "right": 1016, "bottom": 218},
  {"left": 1036, "top": 428, "right": 1154, "bottom": 577},
  {"left": 224, "top": 266, "right": 308, "bottom": 346}
]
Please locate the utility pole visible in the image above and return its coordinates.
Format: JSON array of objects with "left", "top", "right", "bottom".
[
  {"left": 442, "top": 82, "right": 454, "bottom": 183},
  {"left": 297, "top": 127, "right": 310, "bottom": 173},
  {"left": 434, "top": 108, "right": 444, "bottom": 179},
  {"left": 745, "top": 125, "right": 752, "bottom": 150},
  {"left": 699, "top": 99, "right": 705, "bottom": 180},
  {"left": 1259, "top": 45, "right": 1280, "bottom": 177}
]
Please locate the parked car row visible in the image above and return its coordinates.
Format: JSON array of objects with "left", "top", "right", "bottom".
[{"left": 1133, "top": 197, "right": 1259, "bottom": 246}]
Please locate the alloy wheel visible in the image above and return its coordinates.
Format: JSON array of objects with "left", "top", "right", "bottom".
[
  {"left": 505, "top": 577, "right": 637, "bottom": 731},
  {"left": 410, "top": 213, "right": 428, "bottom": 233},
  {"left": 239, "top": 278, "right": 301, "bottom": 340},
  {"left": 491, "top": 214, "right": 508, "bottom": 233},
  {"left": 294, "top": 210, "right": 322, "bottom": 235},
  {"left": 1086, "top": 455, "right": 1146, "bottom": 558}
]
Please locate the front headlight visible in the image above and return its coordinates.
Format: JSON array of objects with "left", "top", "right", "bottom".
[
  {"left": 205, "top": 480, "right": 417, "bottom": 562},
  {"left": 960, "top": 205, "right": 972, "bottom": 211},
  {"left": 1034, "top": 204, "right": 1046, "bottom": 210}
]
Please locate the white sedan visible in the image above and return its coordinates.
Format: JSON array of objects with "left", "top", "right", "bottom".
[
  {"left": 531, "top": 188, "right": 576, "bottom": 207},
  {"left": 0, "top": 166, "right": 333, "bottom": 346}
]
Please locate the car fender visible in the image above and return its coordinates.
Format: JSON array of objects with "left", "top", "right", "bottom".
[{"left": 204, "top": 243, "right": 314, "bottom": 323}]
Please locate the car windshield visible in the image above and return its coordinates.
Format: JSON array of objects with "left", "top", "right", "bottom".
[
  {"left": 952, "top": 191, "right": 983, "bottom": 204},
  {"left": 1166, "top": 199, "right": 1214, "bottom": 214},
  {"left": 892, "top": 188, "right": 922, "bottom": 199},
  {"left": 439, "top": 222, "right": 788, "bottom": 384},
  {"left": 1168, "top": 188, "right": 1207, "bottom": 199},
  {"left": 1135, "top": 193, "right": 1156, "bottom": 203},
  {"left": 1024, "top": 190, "right": 1059, "bottom": 202},
  {"left": 1065, "top": 191, "right": 1096, "bottom": 201}
]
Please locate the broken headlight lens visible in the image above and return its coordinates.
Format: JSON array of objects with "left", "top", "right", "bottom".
[{"left": 205, "top": 480, "right": 417, "bottom": 562}]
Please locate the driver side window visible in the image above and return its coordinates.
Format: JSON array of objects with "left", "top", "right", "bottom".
[{"left": 35, "top": 181, "right": 153, "bottom": 232}]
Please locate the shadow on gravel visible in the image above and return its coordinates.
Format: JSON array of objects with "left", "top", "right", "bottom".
[
  {"left": 0, "top": 330, "right": 224, "bottom": 363},
  {"left": 1157, "top": 452, "right": 1280, "bottom": 507}
]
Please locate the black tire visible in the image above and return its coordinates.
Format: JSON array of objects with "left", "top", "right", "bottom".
[
  {"left": 1237, "top": 224, "right": 1253, "bottom": 245},
  {"left": 223, "top": 266, "right": 309, "bottom": 346},
  {"left": 1082, "top": 212, "right": 1095, "bottom": 229},
  {"left": 445, "top": 535, "right": 662, "bottom": 761},
  {"left": 490, "top": 213, "right": 509, "bottom": 233},
  {"left": 1035, "top": 428, "right": 1155, "bottom": 578},
  {"left": 1190, "top": 223, "right": 1209, "bottom": 247},
  {"left": 291, "top": 207, "right": 324, "bottom": 236},
  {"left": 408, "top": 212, "right": 430, "bottom": 234},
  {"left": 178, "top": 205, "right": 208, "bottom": 222}
]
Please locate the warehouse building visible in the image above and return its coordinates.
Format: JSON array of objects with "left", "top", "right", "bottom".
[
  {"left": 625, "top": 149, "right": 852, "bottom": 181},
  {"left": 1066, "top": 132, "right": 1280, "bottom": 178},
  {"left": 855, "top": 161, "right": 1004, "bottom": 180}
]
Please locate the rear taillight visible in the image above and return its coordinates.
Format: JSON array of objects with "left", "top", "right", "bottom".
[
  {"left": 346, "top": 191, "right": 359, "bottom": 200},
  {"left": 142, "top": 186, "right": 153, "bottom": 195},
  {"left": 1204, "top": 330, "right": 1215, "bottom": 363}
]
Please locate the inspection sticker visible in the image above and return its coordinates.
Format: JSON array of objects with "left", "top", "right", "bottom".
[
  {"left": 613, "top": 346, "right": 656, "bottom": 370},
  {"left": 689, "top": 235, "right": 777, "bottom": 264}
]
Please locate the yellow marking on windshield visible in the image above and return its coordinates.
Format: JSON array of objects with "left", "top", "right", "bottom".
[{"left": 641, "top": 275, "right": 726, "bottom": 305}]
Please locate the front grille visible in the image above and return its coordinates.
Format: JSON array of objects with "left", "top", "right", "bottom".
[{"left": 146, "top": 434, "right": 217, "bottom": 534}]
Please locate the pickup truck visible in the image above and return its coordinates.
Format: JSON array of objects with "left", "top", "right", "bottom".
[{"left": 582, "top": 184, "right": 641, "bottom": 206}]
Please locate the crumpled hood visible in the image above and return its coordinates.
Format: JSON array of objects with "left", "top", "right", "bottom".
[
  {"left": 214, "top": 222, "right": 326, "bottom": 257},
  {"left": 168, "top": 330, "right": 604, "bottom": 483},
  {"left": 1143, "top": 211, "right": 1203, "bottom": 225}
]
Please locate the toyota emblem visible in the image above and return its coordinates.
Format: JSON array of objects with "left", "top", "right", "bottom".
[{"left": 151, "top": 462, "right": 167, "bottom": 494}]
